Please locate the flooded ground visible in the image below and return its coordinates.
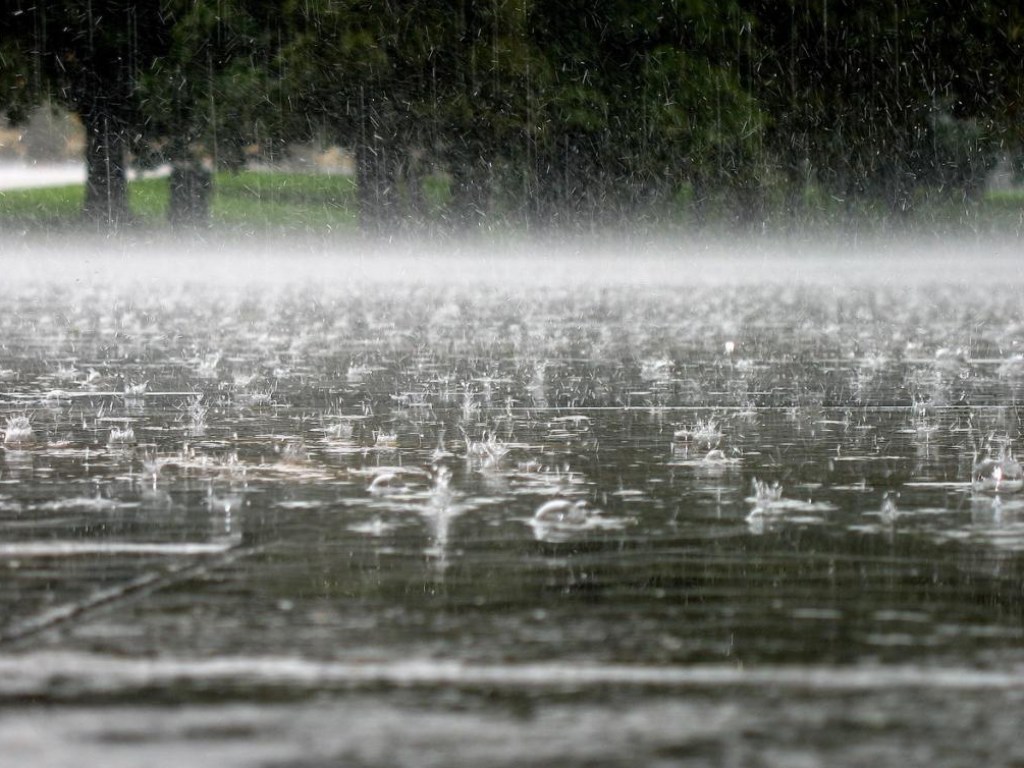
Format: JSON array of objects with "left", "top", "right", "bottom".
[{"left": 2, "top": 236, "right": 1024, "bottom": 766}]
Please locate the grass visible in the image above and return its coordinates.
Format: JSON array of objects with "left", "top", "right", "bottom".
[
  {"left": 666, "top": 181, "right": 1024, "bottom": 236},
  {"left": 0, "top": 168, "right": 1022, "bottom": 236},
  {"left": 0, "top": 170, "right": 366, "bottom": 233},
  {"left": 214, "top": 172, "right": 359, "bottom": 230},
  {"left": 0, "top": 183, "right": 85, "bottom": 225}
]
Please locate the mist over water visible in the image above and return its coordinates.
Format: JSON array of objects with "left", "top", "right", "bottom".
[
  {"left": 3, "top": 233, "right": 1024, "bottom": 766},
  {"left": 2, "top": 230, "right": 1021, "bottom": 288}
]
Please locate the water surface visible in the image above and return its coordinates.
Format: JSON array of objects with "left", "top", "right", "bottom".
[{"left": 2, "top": 238, "right": 1024, "bottom": 765}]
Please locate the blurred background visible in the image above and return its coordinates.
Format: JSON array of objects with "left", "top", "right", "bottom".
[{"left": 2, "top": 1, "right": 1022, "bottom": 234}]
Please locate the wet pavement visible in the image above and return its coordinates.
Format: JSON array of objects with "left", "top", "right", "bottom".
[{"left": 2, "top": 239, "right": 1024, "bottom": 766}]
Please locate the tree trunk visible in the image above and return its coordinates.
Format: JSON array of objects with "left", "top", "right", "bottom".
[
  {"left": 80, "top": 102, "right": 130, "bottom": 227},
  {"left": 448, "top": 149, "right": 488, "bottom": 231},
  {"left": 527, "top": 141, "right": 566, "bottom": 230},
  {"left": 403, "top": 153, "right": 426, "bottom": 225},
  {"left": 881, "top": 161, "right": 915, "bottom": 219},
  {"left": 168, "top": 161, "right": 213, "bottom": 227},
  {"left": 356, "top": 141, "right": 398, "bottom": 234}
]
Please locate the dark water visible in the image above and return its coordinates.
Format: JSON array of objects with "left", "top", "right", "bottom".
[{"left": 2, "top": 244, "right": 1024, "bottom": 766}]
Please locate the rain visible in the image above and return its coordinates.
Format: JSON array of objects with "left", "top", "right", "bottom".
[{"left": 2, "top": 2, "right": 1024, "bottom": 766}]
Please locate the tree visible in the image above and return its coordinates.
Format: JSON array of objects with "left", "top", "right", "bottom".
[
  {"left": 277, "top": 0, "right": 399, "bottom": 232},
  {"left": 1, "top": 1, "right": 173, "bottom": 226},
  {"left": 522, "top": 0, "right": 761, "bottom": 227},
  {"left": 138, "top": 1, "right": 282, "bottom": 226},
  {"left": 1, "top": 0, "right": 276, "bottom": 228},
  {"left": 745, "top": 0, "right": 1023, "bottom": 218}
]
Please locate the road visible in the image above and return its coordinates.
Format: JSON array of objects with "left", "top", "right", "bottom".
[{"left": 0, "top": 161, "right": 85, "bottom": 191}]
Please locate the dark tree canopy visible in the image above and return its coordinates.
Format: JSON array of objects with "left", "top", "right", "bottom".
[{"left": 747, "top": 0, "right": 1024, "bottom": 216}]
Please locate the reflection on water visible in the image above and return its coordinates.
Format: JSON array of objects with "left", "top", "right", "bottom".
[{"left": 2, "top": 270, "right": 1024, "bottom": 763}]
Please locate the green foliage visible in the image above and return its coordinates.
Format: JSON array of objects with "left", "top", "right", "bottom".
[
  {"left": 0, "top": 40, "right": 39, "bottom": 124},
  {"left": 0, "top": 1, "right": 171, "bottom": 118},
  {"left": 136, "top": 0, "right": 283, "bottom": 169},
  {"left": 745, "top": 0, "right": 1023, "bottom": 212}
]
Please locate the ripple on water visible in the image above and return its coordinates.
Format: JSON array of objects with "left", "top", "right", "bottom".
[{"left": 2, "top": 274, "right": 1024, "bottom": 742}]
